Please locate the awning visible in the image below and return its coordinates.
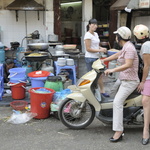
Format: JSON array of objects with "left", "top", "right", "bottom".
[{"left": 110, "top": 0, "right": 139, "bottom": 10}]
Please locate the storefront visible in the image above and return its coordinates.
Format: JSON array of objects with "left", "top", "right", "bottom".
[
  {"left": 111, "top": 0, "right": 150, "bottom": 41},
  {"left": 54, "top": 0, "right": 118, "bottom": 52}
]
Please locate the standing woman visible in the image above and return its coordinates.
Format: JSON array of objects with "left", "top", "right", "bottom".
[
  {"left": 103, "top": 26, "right": 139, "bottom": 142},
  {"left": 133, "top": 24, "right": 150, "bottom": 145},
  {"left": 84, "top": 18, "right": 108, "bottom": 96}
]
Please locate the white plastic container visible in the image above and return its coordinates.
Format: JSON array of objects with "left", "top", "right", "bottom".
[
  {"left": 108, "top": 60, "right": 117, "bottom": 69},
  {"left": 66, "top": 58, "right": 74, "bottom": 66},
  {"left": 41, "top": 63, "right": 54, "bottom": 73},
  {"left": 57, "top": 58, "right": 66, "bottom": 66}
]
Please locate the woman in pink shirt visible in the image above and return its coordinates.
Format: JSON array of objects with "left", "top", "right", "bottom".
[
  {"left": 102, "top": 26, "right": 139, "bottom": 142},
  {"left": 134, "top": 24, "right": 150, "bottom": 145}
]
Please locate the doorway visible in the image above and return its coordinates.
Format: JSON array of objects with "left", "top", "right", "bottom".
[{"left": 60, "top": 0, "right": 82, "bottom": 48}]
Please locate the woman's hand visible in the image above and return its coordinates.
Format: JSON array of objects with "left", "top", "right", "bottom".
[
  {"left": 100, "top": 47, "right": 107, "bottom": 53},
  {"left": 137, "top": 82, "right": 144, "bottom": 93},
  {"left": 104, "top": 69, "right": 115, "bottom": 76}
]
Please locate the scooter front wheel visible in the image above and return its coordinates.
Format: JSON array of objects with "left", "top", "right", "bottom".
[{"left": 58, "top": 98, "right": 95, "bottom": 129}]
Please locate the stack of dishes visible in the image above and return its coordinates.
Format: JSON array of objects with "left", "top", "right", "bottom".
[
  {"left": 55, "top": 51, "right": 64, "bottom": 55},
  {"left": 66, "top": 59, "right": 74, "bottom": 66},
  {"left": 63, "top": 44, "right": 77, "bottom": 50},
  {"left": 57, "top": 58, "right": 66, "bottom": 66}
]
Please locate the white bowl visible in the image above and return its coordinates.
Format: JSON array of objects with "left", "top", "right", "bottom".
[
  {"left": 57, "top": 58, "right": 66, "bottom": 66},
  {"left": 66, "top": 58, "right": 74, "bottom": 66},
  {"left": 55, "top": 51, "right": 64, "bottom": 55}
]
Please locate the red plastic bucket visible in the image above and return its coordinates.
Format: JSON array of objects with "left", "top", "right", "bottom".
[
  {"left": 8, "top": 82, "right": 26, "bottom": 100},
  {"left": 100, "top": 57, "right": 109, "bottom": 68},
  {"left": 28, "top": 70, "right": 50, "bottom": 78},
  {"left": 29, "top": 87, "right": 55, "bottom": 119}
]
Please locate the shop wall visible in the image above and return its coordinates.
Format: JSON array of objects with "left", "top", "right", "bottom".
[
  {"left": 0, "top": 10, "right": 46, "bottom": 48},
  {"left": 0, "top": 0, "right": 53, "bottom": 49},
  {"left": 132, "top": 16, "right": 150, "bottom": 29},
  {"left": 131, "top": 11, "right": 150, "bottom": 40}
]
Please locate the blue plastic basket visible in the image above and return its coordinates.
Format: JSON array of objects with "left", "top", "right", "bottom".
[
  {"left": 29, "top": 76, "right": 47, "bottom": 88},
  {"left": 107, "top": 51, "right": 118, "bottom": 56},
  {"left": 8, "top": 68, "right": 26, "bottom": 79},
  {"left": 29, "top": 73, "right": 54, "bottom": 88},
  {"left": 9, "top": 77, "right": 27, "bottom": 83}
]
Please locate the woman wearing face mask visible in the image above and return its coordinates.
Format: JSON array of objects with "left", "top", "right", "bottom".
[
  {"left": 102, "top": 26, "right": 139, "bottom": 142},
  {"left": 84, "top": 18, "right": 109, "bottom": 97},
  {"left": 134, "top": 24, "right": 150, "bottom": 145}
]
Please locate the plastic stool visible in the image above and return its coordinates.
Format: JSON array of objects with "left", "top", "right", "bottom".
[{"left": 54, "top": 61, "right": 76, "bottom": 84}]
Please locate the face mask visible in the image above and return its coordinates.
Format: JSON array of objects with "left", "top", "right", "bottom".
[
  {"left": 115, "top": 36, "right": 123, "bottom": 49},
  {"left": 114, "top": 41, "right": 122, "bottom": 50}
]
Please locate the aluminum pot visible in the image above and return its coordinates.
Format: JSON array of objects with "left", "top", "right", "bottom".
[{"left": 27, "top": 43, "right": 49, "bottom": 51}]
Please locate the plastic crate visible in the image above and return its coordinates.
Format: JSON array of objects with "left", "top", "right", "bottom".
[{"left": 0, "top": 77, "right": 4, "bottom": 100}]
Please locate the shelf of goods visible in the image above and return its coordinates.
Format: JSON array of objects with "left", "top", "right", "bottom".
[{"left": 96, "top": 25, "right": 109, "bottom": 41}]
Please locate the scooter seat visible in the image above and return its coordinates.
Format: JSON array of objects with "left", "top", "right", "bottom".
[
  {"left": 101, "top": 90, "right": 141, "bottom": 103},
  {"left": 126, "top": 90, "right": 141, "bottom": 100}
]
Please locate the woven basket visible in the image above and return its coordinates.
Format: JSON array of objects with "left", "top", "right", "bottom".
[{"left": 10, "top": 100, "right": 28, "bottom": 110}]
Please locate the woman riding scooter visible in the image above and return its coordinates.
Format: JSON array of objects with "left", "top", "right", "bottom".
[
  {"left": 133, "top": 24, "right": 150, "bottom": 145},
  {"left": 102, "top": 26, "right": 139, "bottom": 142}
]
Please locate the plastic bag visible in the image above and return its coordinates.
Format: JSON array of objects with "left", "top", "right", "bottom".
[
  {"left": 7, "top": 111, "right": 37, "bottom": 124},
  {"left": 52, "top": 89, "right": 71, "bottom": 105},
  {"left": 51, "top": 89, "right": 72, "bottom": 111}
]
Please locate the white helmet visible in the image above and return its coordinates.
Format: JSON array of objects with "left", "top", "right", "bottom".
[
  {"left": 113, "top": 26, "right": 131, "bottom": 40},
  {"left": 133, "top": 24, "right": 149, "bottom": 40}
]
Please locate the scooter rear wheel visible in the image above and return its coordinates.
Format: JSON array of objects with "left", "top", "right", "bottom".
[{"left": 58, "top": 98, "right": 95, "bottom": 129}]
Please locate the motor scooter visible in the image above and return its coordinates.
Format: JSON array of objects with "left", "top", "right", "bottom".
[{"left": 58, "top": 59, "right": 143, "bottom": 129}]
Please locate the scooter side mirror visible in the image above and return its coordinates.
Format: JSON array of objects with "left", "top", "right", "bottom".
[{"left": 92, "top": 59, "right": 105, "bottom": 70}]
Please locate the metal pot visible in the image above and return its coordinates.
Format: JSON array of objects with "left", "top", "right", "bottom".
[{"left": 27, "top": 43, "right": 49, "bottom": 51}]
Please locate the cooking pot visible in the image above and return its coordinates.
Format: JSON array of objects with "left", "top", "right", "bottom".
[{"left": 27, "top": 43, "right": 49, "bottom": 51}]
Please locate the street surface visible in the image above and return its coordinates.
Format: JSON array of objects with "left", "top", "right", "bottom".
[{"left": 0, "top": 107, "right": 149, "bottom": 150}]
